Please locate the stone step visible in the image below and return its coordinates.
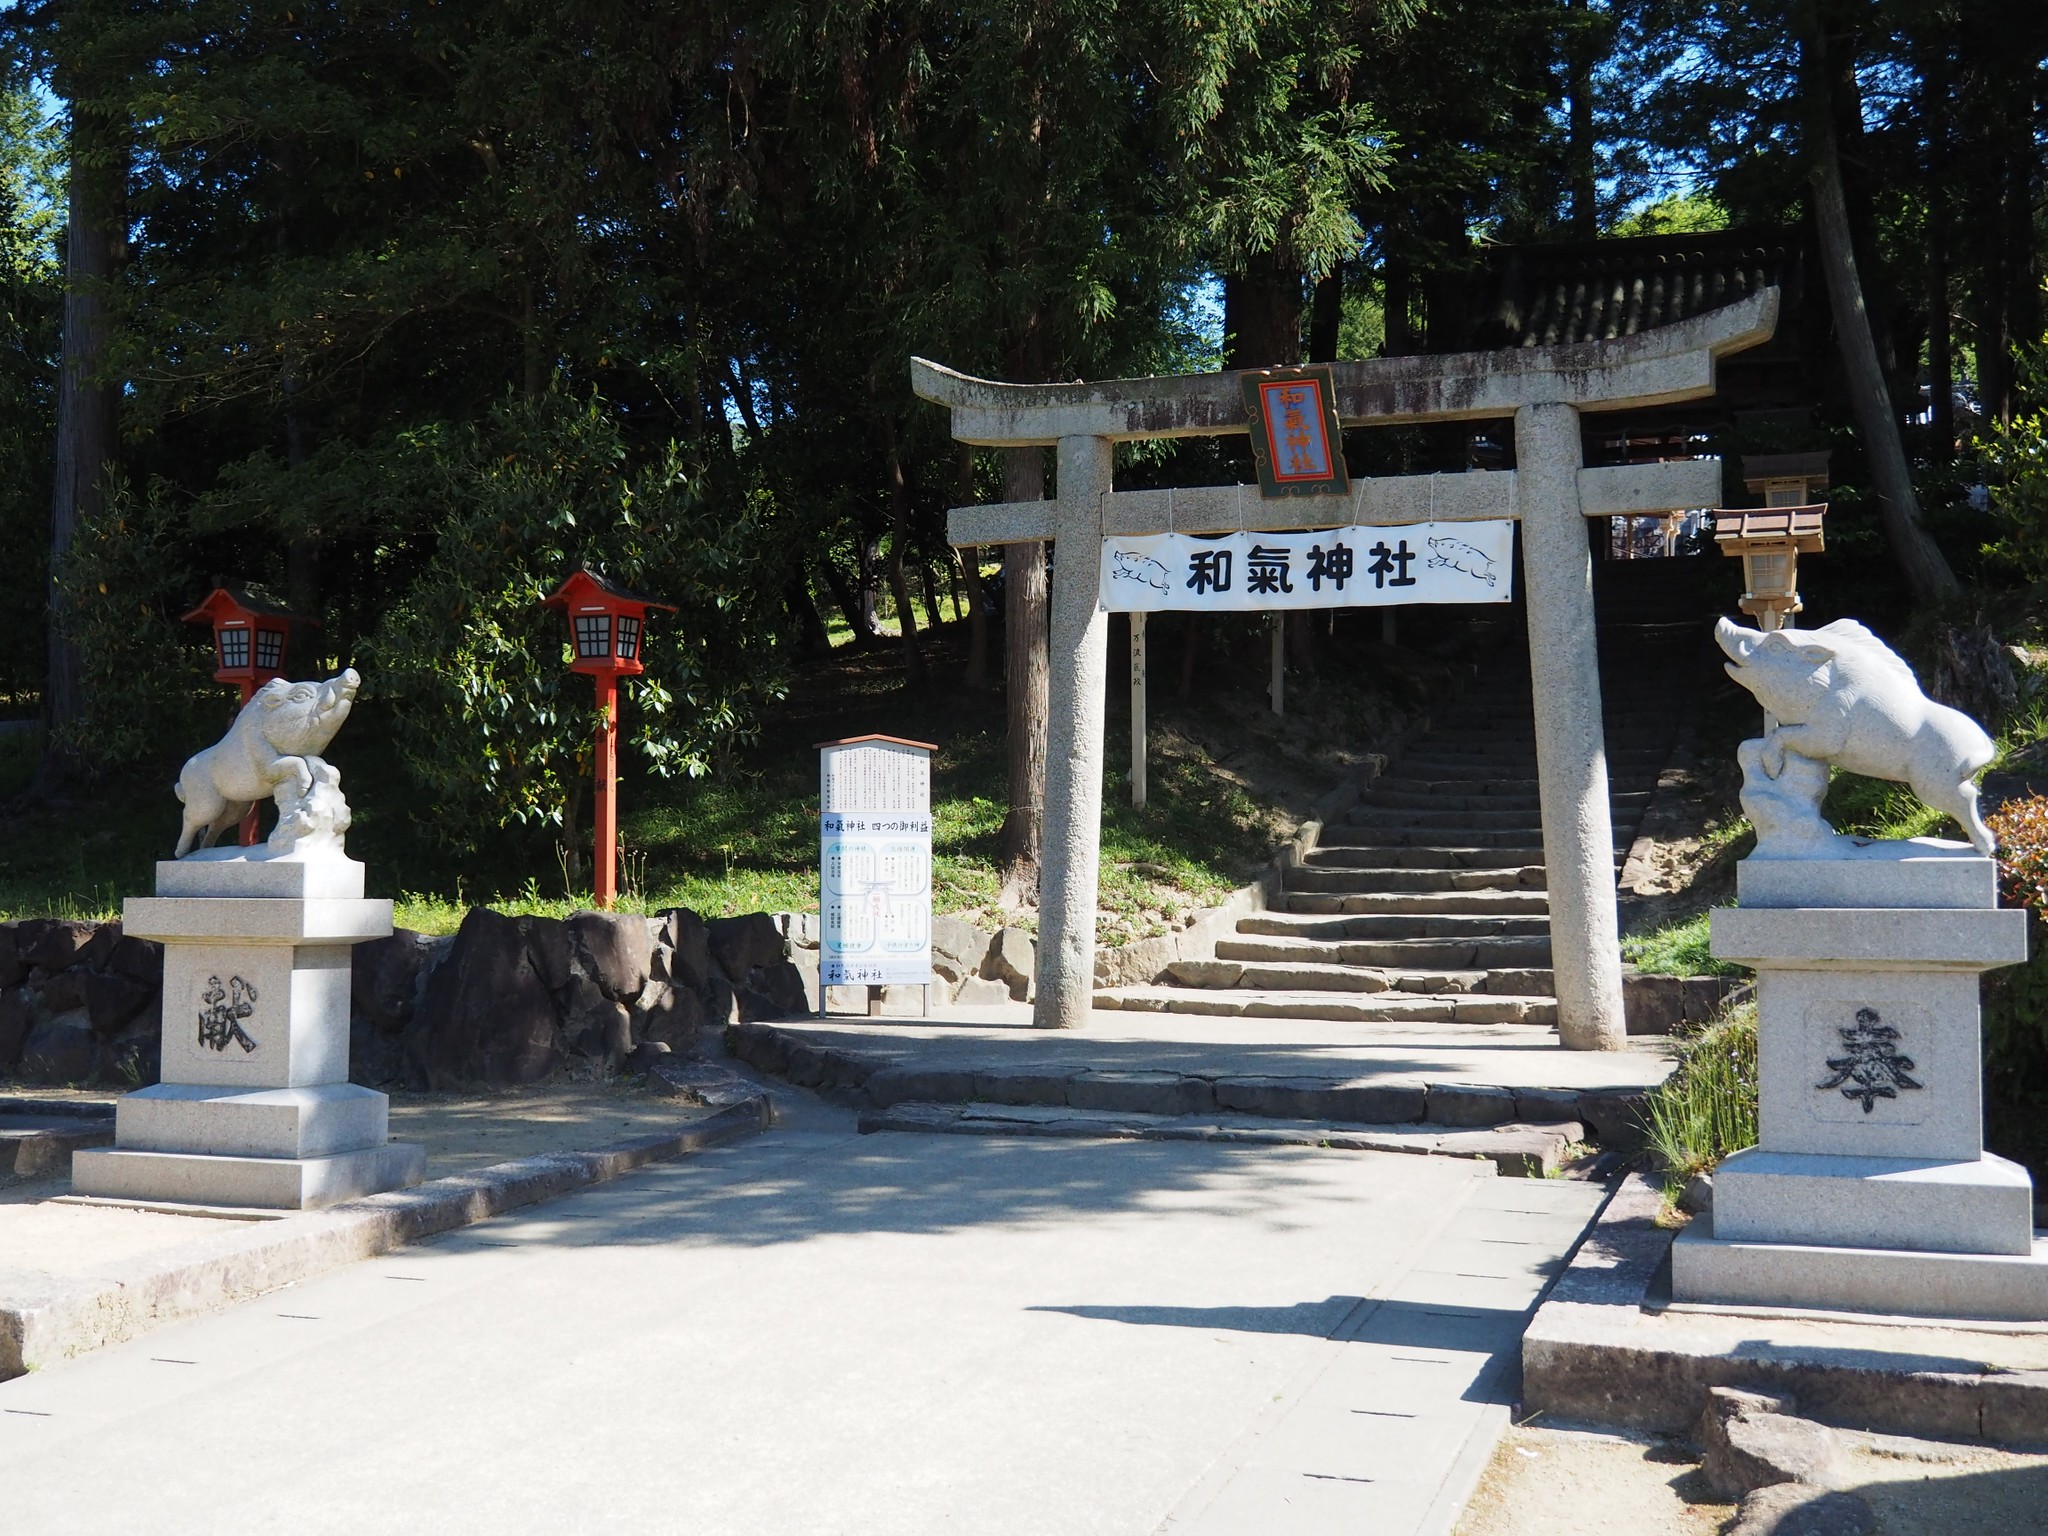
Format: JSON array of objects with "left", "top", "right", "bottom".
[
  {"left": 1360, "top": 788, "right": 1655, "bottom": 815},
  {"left": 1318, "top": 825, "right": 1627, "bottom": 852},
  {"left": 1284, "top": 863, "right": 1547, "bottom": 893},
  {"left": 1279, "top": 889, "right": 1553, "bottom": 917},
  {"left": 1303, "top": 846, "right": 1546, "bottom": 870},
  {"left": 1166, "top": 958, "right": 1496, "bottom": 994},
  {"left": 1213, "top": 934, "right": 1555, "bottom": 969},
  {"left": 1104, "top": 985, "right": 1559, "bottom": 1028},
  {"left": 723, "top": 1022, "right": 1653, "bottom": 1165},
  {"left": 858, "top": 1102, "right": 1584, "bottom": 1177},
  {"left": 1235, "top": 912, "right": 1552, "bottom": 941}
]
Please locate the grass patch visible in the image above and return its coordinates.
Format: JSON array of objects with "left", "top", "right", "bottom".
[
  {"left": 1822, "top": 768, "right": 1952, "bottom": 841},
  {"left": 1620, "top": 910, "right": 1744, "bottom": 977},
  {"left": 1643, "top": 999, "right": 1758, "bottom": 1197}
]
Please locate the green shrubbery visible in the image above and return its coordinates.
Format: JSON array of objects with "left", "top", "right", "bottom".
[{"left": 1643, "top": 998, "right": 1759, "bottom": 1192}]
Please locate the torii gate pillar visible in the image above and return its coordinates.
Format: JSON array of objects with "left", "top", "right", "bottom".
[
  {"left": 1037, "top": 435, "right": 1114, "bottom": 1030},
  {"left": 1516, "top": 402, "right": 1626, "bottom": 1047}
]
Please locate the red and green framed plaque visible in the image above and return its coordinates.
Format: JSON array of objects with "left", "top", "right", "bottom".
[{"left": 1240, "top": 364, "right": 1349, "bottom": 498}]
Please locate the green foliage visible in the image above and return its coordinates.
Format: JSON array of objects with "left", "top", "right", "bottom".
[
  {"left": 1608, "top": 190, "right": 1728, "bottom": 238},
  {"left": 1978, "top": 344, "right": 2048, "bottom": 583},
  {"left": 0, "top": 84, "right": 60, "bottom": 708},
  {"left": 1622, "top": 911, "right": 1742, "bottom": 977},
  {"left": 49, "top": 472, "right": 218, "bottom": 767},
  {"left": 1983, "top": 796, "right": 2048, "bottom": 1136},
  {"left": 1644, "top": 1000, "right": 1759, "bottom": 1189},
  {"left": 370, "top": 390, "right": 790, "bottom": 846}
]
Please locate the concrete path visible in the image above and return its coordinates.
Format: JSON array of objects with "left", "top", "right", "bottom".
[{"left": 0, "top": 1104, "right": 1605, "bottom": 1535}]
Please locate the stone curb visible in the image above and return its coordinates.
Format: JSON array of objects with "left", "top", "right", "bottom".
[
  {"left": 728, "top": 1021, "right": 1647, "bottom": 1146},
  {"left": 1521, "top": 1173, "right": 2048, "bottom": 1447},
  {"left": 0, "top": 1095, "right": 770, "bottom": 1382},
  {"left": 856, "top": 1100, "right": 1584, "bottom": 1176}
]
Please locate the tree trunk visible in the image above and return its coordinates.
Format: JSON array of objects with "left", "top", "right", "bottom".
[
  {"left": 43, "top": 98, "right": 127, "bottom": 782},
  {"left": 879, "top": 425, "right": 924, "bottom": 684},
  {"left": 1306, "top": 270, "right": 1343, "bottom": 363},
  {"left": 998, "top": 447, "right": 1048, "bottom": 904},
  {"left": 1223, "top": 250, "right": 1303, "bottom": 369},
  {"left": 1178, "top": 615, "right": 1199, "bottom": 702},
  {"left": 1796, "top": 0, "right": 1958, "bottom": 604},
  {"left": 857, "top": 535, "right": 884, "bottom": 640},
  {"left": 1566, "top": 0, "right": 1597, "bottom": 238},
  {"left": 1382, "top": 251, "right": 1414, "bottom": 356},
  {"left": 955, "top": 448, "right": 991, "bottom": 689},
  {"left": 1921, "top": 39, "right": 1954, "bottom": 460},
  {"left": 816, "top": 559, "right": 866, "bottom": 648},
  {"left": 918, "top": 563, "right": 944, "bottom": 631},
  {"left": 787, "top": 578, "right": 832, "bottom": 656}
]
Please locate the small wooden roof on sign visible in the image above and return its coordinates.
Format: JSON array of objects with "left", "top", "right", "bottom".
[{"left": 814, "top": 733, "right": 937, "bottom": 752}]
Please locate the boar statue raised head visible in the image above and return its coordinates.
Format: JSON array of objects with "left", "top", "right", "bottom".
[{"left": 1715, "top": 618, "right": 1995, "bottom": 857}]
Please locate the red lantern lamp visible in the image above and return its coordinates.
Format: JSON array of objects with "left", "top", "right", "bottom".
[
  {"left": 182, "top": 584, "right": 321, "bottom": 845},
  {"left": 542, "top": 570, "right": 677, "bottom": 908}
]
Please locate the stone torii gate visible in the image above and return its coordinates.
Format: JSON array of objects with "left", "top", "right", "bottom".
[{"left": 913, "top": 290, "right": 1778, "bottom": 1050}]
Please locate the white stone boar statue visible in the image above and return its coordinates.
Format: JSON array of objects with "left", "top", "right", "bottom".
[
  {"left": 1715, "top": 617, "right": 1996, "bottom": 857},
  {"left": 174, "top": 669, "right": 361, "bottom": 858}
]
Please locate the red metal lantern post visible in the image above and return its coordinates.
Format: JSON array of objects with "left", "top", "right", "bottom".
[
  {"left": 542, "top": 571, "right": 676, "bottom": 908},
  {"left": 182, "top": 585, "right": 318, "bottom": 845}
]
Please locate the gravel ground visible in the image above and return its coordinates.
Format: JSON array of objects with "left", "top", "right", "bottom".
[{"left": 1455, "top": 1418, "right": 2048, "bottom": 1535}]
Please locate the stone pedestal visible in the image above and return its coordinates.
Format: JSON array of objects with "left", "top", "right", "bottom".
[
  {"left": 1672, "top": 839, "right": 2046, "bottom": 1320},
  {"left": 72, "top": 849, "right": 424, "bottom": 1210}
]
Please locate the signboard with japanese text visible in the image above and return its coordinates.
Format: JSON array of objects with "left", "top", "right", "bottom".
[
  {"left": 818, "top": 735, "right": 934, "bottom": 989},
  {"left": 1098, "top": 520, "right": 1515, "bottom": 613},
  {"left": 1240, "top": 365, "right": 1350, "bottom": 498}
]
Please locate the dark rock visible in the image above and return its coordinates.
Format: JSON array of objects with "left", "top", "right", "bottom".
[
  {"left": 1725, "top": 1486, "right": 1874, "bottom": 1536},
  {"left": 733, "top": 961, "right": 810, "bottom": 1022},
  {"left": 624, "top": 1041, "right": 671, "bottom": 1074},
  {"left": 523, "top": 916, "right": 575, "bottom": 993},
  {"left": 19, "top": 1010, "right": 97, "bottom": 1084},
  {"left": 1698, "top": 1387, "right": 1845, "bottom": 1499},
  {"left": 74, "top": 922, "right": 120, "bottom": 973},
  {"left": 84, "top": 971, "right": 156, "bottom": 1035},
  {"left": 0, "top": 986, "right": 33, "bottom": 1068},
  {"left": 1623, "top": 972, "right": 1686, "bottom": 1035},
  {"left": 106, "top": 934, "right": 163, "bottom": 984},
  {"left": 983, "top": 927, "right": 1036, "bottom": 1000},
  {"left": 635, "top": 981, "right": 706, "bottom": 1053},
  {"left": 350, "top": 1013, "right": 406, "bottom": 1088},
  {"left": 0, "top": 922, "right": 21, "bottom": 989},
  {"left": 405, "top": 907, "right": 564, "bottom": 1088},
  {"left": 722, "top": 1021, "right": 786, "bottom": 1075},
  {"left": 30, "top": 967, "right": 87, "bottom": 1015},
  {"left": 1426, "top": 1083, "right": 1517, "bottom": 1127},
  {"left": 1576, "top": 1090, "right": 1651, "bottom": 1153},
  {"left": 931, "top": 916, "right": 992, "bottom": 985},
  {"left": 351, "top": 929, "right": 438, "bottom": 1035},
  {"left": 707, "top": 913, "right": 784, "bottom": 985},
  {"left": 94, "top": 1033, "right": 158, "bottom": 1089},
  {"left": 656, "top": 908, "right": 715, "bottom": 993},
  {"left": 15, "top": 918, "right": 97, "bottom": 971},
  {"left": 701, "top": 973, "right": 738, "bottom": 1027},
  {"left": 567, "top": 910, "right": 653, "bottom": 1000},
  {"left": 1683, "top": 975, "right": 1736, "bottom": 1024},
  {"left": 558, "top": 974, "right": 617, "bottom": 1038}
]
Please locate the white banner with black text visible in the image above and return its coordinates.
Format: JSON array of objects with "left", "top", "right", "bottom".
[{"left": 1098, "top": 520, "right": 1515, "bottom": 612}]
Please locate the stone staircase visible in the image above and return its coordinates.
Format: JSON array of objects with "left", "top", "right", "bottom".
[{"left": 1100, "top": 560, "right": 1712, "bottom": 1033}]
